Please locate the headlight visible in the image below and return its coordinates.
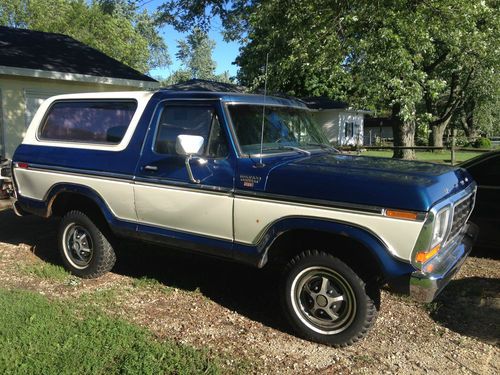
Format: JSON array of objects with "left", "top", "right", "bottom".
[
  {"left": 415, "top": 206, "right": 451, "bottom": 264},
  {"left": 430, "top": 207, "right": 451, "bottom": 249}
]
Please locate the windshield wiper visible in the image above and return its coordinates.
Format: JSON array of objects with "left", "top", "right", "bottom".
[
  {"left": 304, "top": 143, "right": 340, "bottom": 153},
  {"left": 259, "top": 145, "right": 311, "bottom": 156}
]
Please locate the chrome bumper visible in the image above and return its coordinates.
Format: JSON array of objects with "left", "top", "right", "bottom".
[{"left": 409, "top": 222, "right": 478, "bottom": 303}]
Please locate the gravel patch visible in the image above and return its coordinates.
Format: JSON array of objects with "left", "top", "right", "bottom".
[{"left": 0, "top": 210, "right": 498, "bottom": 374}]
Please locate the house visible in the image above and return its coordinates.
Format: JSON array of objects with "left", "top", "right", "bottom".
[
  {"left": 0, "top": 26, "right": 159, "bottom": 158},
  {"left": 302, "top": 97, "right": 369, "bottom": 146},
  {"left": 363, "top": 117, "right": 396, "bottom": 145}
]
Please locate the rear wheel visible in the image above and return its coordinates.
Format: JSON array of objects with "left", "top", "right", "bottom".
[
  {"left": 58, "top": 210, "right": 116, "bottom": 278},
  {"left": 282, "top": 250, "right": 379, "bottom": 346}
]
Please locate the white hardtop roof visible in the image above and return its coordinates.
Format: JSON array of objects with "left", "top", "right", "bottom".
[{"left": 47, "top": 91, "right": 153, "bottom": 101}]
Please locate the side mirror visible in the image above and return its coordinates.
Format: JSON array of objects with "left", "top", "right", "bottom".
[
  {"left": 176, "top": 135, "right": 204, "bottom": 156},
  {"left": 176, "top": 135, "right": 205, "bottom": 184}
]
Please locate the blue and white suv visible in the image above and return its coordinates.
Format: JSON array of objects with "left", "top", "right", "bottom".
[{"left": 9, "top": 90, "right": 477, "bottom": 346}]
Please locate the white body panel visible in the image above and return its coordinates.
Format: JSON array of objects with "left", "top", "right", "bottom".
[
  {"left": 134, "top": 183, "right": 233, "bottom": 240},
  {"left": 14, "top": 169, "right": 136, "bottom": 222},
  {"left": 234, "top": 196, "right": 423, "bottom": 261}
]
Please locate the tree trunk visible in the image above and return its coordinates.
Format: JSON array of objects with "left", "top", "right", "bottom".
[
  {"left": 391, "top": 105, "right": 416, "bottom": 160},
  {"left": 460, "top": 101, "right": 478, "bottom": 142},
  {"left": 430, "top": 117, "right": 451, "bottom": 148}
]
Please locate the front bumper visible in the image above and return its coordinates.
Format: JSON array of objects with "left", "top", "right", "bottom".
[{"left": 409, "top": 222, "right": 479, "bottom": 303}]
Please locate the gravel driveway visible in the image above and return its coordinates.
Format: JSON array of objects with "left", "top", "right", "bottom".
[{"left": 0, "top": 208, "right": 498, "bottom": 374}]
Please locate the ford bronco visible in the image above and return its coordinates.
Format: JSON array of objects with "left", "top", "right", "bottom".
[{"left": 7, "top": 90, "right": 477, "bottom": 346}]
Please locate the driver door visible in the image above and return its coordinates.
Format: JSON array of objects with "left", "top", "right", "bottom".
[{"left": 133, "top": 100, "right": 235, "bottom": 245}]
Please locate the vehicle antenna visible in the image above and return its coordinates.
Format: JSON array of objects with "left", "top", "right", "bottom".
[{"left": 257, "top": 53, "right": 269, "bottom": 167}]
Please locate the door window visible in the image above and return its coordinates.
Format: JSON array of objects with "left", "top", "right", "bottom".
[{"left": 154, "top": 105, "right": 228, "bottom": 158}]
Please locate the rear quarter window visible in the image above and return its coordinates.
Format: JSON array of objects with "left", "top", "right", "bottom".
[{"left": 39, "top": 100, "right": 137, "bottom": 144}]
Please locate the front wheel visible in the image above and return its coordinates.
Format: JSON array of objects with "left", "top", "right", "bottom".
[
  {"left": 282, "top": 250, "right": 379, "bottom": 347},
  {"left": 58, "top": 210, "right": 116, "bottom": 278}
]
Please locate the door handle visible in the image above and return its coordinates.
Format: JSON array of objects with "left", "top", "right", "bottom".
[{"left": 143, "top": 165, "right": 158, "bottom": 171}]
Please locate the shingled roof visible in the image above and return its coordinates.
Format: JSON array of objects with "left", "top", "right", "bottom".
[
  {"left": 301, "top": 96, "right": 348, "bottom": 110},
  {"left": 0, "top": 26, "right": 156, "bottom": 83},
  {"left": 162, "top": 78, "right": 247, "bottom": 93}
]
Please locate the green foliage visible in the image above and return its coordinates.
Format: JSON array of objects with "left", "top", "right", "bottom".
[
  {"left": 473, "top": 137, "right": 492, "bottom": 149},
  {"left": 160, "top": 69, "right": 192, "bottom": 86},
  {"left": 0, "top": 0, "right": 170, "bottom": 73},
  {"left": 157, "top": 0, "right": 499, "bottom": 157},
  {"left": 132, "top": 276, "right": 172, "bottom": 294},
  {"left": 156, "top": 0, "right": 253, "bottom": 41},
  {"left": 20, "top": 262, "right": 70, "bottom": 282},
  {"left": 235, "top": 0, "right": 350, "bottom": 98},
  {"left": 453, "top": 135, "right": 472, "bottom": 148},
  {"left": 162, "top": 28, "right": 233, "bottom": 85},
  {"left": 176, "top": 28, "right": 217, "bottom": 79},
  {"left": 0, "top": 288, "right": 222, "bottom": 374}
]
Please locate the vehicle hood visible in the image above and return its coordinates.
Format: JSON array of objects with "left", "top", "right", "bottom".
[{"left": 265, "top": 153, "right": 474, "bottom": 212}]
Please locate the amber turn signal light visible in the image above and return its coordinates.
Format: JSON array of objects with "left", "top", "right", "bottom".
[
  {"left": 415, "top": 244, "right": 441, "bottom": 263},
  {"left": 385, "top": 209, "right": 419, "bottom": 221}
]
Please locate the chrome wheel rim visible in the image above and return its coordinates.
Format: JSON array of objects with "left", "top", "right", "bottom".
[
  {"left": 291, "top": 266, "right": 357, "bottom": 334},
  {"left": 63, "top": 224, "right": 93, "bottom": 269}
]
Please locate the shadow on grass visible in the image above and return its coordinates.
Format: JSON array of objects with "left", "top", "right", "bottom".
[
  {"left": 0, "top": 209, "right": 289, "bottom": 334},
  {"left": 430, "top": 277, "right": 500, "bottom": 346}
]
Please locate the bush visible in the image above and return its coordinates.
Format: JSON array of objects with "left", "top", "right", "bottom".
[
  {"left": 453, "top": 135, "right": 470, "bottom": 147},
  {"left": 473, "top": 137, "right": 492, "bottom": 149}
]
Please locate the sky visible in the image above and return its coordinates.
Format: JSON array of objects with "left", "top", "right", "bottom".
[{"left": 141, "top": 1, "right": 241, "bottom": 80}]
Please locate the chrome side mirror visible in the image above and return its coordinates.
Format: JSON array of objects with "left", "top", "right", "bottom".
[
  {"left": 175, "top": 134, "right": 204, "bottom": 156},
  {"left": 176, "top": 135, "right": 204, "bottom": 183}
]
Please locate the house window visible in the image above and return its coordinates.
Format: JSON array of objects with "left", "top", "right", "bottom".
[{"left": 345, "top": 122, "right": 355, "bottom": 138}]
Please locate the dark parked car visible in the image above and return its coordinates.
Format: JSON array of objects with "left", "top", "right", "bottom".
[{"left": 461, "top": 151, "right": 500, "bottom": 251}]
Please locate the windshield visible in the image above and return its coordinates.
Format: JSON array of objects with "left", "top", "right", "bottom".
[{"left": 227, "top": 104, "right": 330, "bottom": 155}]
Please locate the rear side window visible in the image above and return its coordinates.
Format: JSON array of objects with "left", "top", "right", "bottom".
[{"left": 39, "top": 101, "right": 137, "bottom": 144}]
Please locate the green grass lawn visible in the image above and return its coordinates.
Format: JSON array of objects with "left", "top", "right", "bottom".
[
  {"left": 0, "top": 288, "right": 222, "bottom": 375},
  {"left": 358, "top": 150, "right": 483, "bottom": 164}
]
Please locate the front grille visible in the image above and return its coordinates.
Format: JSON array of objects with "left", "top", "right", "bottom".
[{"left": 449, "top": 194, "right": 474, "bottom": 239}]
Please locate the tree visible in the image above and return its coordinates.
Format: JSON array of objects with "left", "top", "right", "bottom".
[
  {"left": 160, "top": 69, "right": 192, "bottom": 86},
  {"left": 176, "top": 28, "right": 217, "bottom": 79},
  {"left": 457, "top": 67, "right": 500, "bottom": 140},
  {"left": 415, "top": 1, "right": 498, "bottom": 147},
  {"left": 163, "top": 28, "right": 233, "bottom": 85},
  {"left": 235, "top": 1, "right": 349, "bottom": 99},
  {"left": 157, "top": 0, "right": 499, "bottom": 159},
  {"left": 156, "top": 0, "right": 253, "bottom": 41},
  {"left": 0, "top": 0, "right": 170, "bottom": 73}
]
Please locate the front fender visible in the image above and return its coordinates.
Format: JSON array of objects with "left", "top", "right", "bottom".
[{"left": 234, "top": 217, "right": 415, "bottom": 279}]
